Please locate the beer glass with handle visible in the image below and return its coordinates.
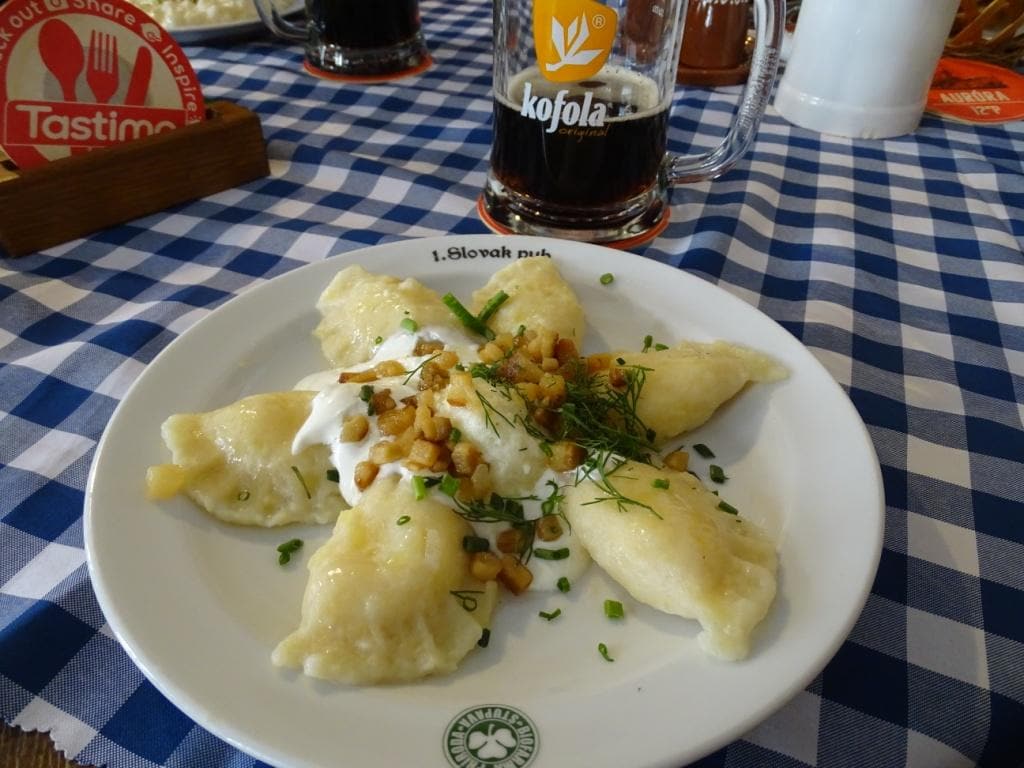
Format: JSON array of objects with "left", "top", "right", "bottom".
[{"left": 480, "top": 0, "right": 784, "bottom": 246}]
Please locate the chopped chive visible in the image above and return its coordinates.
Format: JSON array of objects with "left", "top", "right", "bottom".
[
  {"left": 325, "top": 468, "right": 340, "bottom": 483},
  {"left": 439, "top": 473, "right": 460, "bottom": 497},
  {"left": 450, "top": 589, "right": 482, "bottom": 612},
  {"left": 557, "top": 576, "right": 571, "bottom": 593},
  {"left": 539, "top": 442, "right": 553, "bottom": 457},
  {"left": 449, "top": 427, "right": 462, "bottom": 444},
  {"left": 652, "top": 478, "right": 670, "bottom": 490},
  {"left": 693, "top": 443, "right": 715, "bottom": 459},
  {"left": 412, "top": 475, "right": 428, "bottom": 500},
  {"left": 396, "top": 515, "right": 411, "bottom": 525},
  {"left": 654, "top": 343, "right": 669, "bottom": 351},
  {"left": 642, "top": 334, "right": 653, "bottom": 352},
  {"left": 604, "top": 599, "right": 624, "bottom": 619},
  {"left": 400, "top": 317, "right": 419, "bottom": 332},
  {"left": 718, "top": 500, "right": 739, "bottom": 515},
  {"left": 359, "top": 384, "right": 373, "bottom": 402},
  {"left": 598, "top": 642, "right": 614, "bottom": 662},
  {"left": 237, "top": 490, "right": 251, "bottom": 501},
  {"left": 709, "top": 464, "right": 728, "bottom": 483},
  {"left": 615, "top": 357, "right": 626, "bottom": 366},
  {"left": 290, "top": 465, "right": 311, "bottom": 499},
  {"left": 374, "top": 335, "right": 383, "bottom": 345},
  {"left": 539, "top": 608, "right": 562, "bottom": 621},
  {"left": 533, "top": 547, "right": 570, "bottom": 561},
  {"left": 276, "top": 538, "right": 303, "bottom": 565},
  {"left": 476, "top": 290, "right": 509, "bottom": 323},
  {"left": 442, "top": 292, "right": 493, "bottom": 339},
  {"left": 462, "top": 535, "right": 490, "bottom": 553},
  {"left": 600, "top": 272, "right": 614, "bottom": 285},
  {"left": 478, "top": 628, "right": 491, "bottom": 647}
]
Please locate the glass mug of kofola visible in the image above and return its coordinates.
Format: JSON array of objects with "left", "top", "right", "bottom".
[
  {"left": 479, "top": 0, "right": 784, "bottom": 245},
  {"left": 254, "top": 0, "right": 429, "bottom": 79}
]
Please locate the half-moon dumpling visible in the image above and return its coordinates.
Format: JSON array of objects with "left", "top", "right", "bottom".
[
  {"left": 273, "top": 476, "right": 497, "bottom": 683},
  {"left": 617, "top": 341, "right": 787, "bottom": 445},
  {"left": 314, "top": 264, "right": 461, "bottom": 367},
  {"left": 149, "top": 391, "right": 342, "bottom": 527},
  {"left": 471, "top": 257, "right": 585, "bottom": 342},
  {"left": 563, "top": 461, "right": 776, "bottom": 660}
]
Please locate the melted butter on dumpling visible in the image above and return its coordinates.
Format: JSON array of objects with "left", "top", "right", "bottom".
[
  {"left": 151, "top": 391, "right": 342, "bottom": 527},
  {"left": 564, "top": 461, "right": 776, "bottom": 660},
  {"left": 617, "top": 341, "right": 787, "bottom": 446},
  {"left": 471, "top": 257, "right": 585, "bottom": 342},
  {"left": 273, "top": 476, "right": 497, "bottom": 684},
  {"left": 314, "top": 264, "right": 460, "bottom": 367}
]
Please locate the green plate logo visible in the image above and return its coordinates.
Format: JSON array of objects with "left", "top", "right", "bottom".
[{"left": 444, "top": 704, "right": 539, "bottom": 767}]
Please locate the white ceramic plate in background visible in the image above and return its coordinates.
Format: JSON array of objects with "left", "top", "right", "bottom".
[{"left": 85, "top": 235, "right": 884, "bottom": 768}]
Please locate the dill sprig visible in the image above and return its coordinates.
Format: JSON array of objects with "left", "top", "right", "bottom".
[
  {"left": 555, "top": 360, "right": 657, "bottom": 463},
  {"left": 578, "top": 451, "right": 660, "bottom": 518}
]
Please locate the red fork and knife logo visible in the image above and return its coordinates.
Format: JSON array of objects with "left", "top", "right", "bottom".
[{"left": 38, "top": 19, "right": 152, "bottom": 108}]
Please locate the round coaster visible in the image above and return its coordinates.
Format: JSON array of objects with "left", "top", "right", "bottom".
[
  {"left": 476, "top": 195, "right": 670, "bottom": 250},
  {"left": 302, "top": 54, "right": 432, "bottom": 84},
  {"left": 0, "top": 0, "right": 204, "bottom": 170},
  {"left": 927, "top": 57, "right": 1024, "bottom": 124}
]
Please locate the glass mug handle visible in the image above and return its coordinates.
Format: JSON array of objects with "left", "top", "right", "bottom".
[
  {"left": 667, "top": 0, "right": 784, "bottom": 184},
  {"left": 253, "top": 0, "right": 306, "bottom": 42}
]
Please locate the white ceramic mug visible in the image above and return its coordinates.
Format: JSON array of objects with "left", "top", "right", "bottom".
[{"left": 774, "top": 0, "right": 959, "bottom": 138}]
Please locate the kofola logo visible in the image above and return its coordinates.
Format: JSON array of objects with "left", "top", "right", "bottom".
[
  {"left": 524, "top": 0, "right": 617, "bottom": 135},
  {"left": 533, "top": 0, "right": 616, "bottom": 82}
]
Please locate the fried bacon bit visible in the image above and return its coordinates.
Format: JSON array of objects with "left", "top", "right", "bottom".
[
  {"left": 663, "top": 450, "right": 689, "bottom": 473},
  {"left": 496, "top": 527, "right": 526, "bottom": 554},
  {"left": 554, "top": 337, "right": 579, "bottom": 365},
  {"left": 413, "top": 339, "right": 445, "bottom": 356},
  {"left": 470, "top": 551, "right": 503, "bottom": 581},
  {"left": 586, "top": 353, "right": 612, "bottom": 374},
  {"left": 406, "top": 439, "right": 443, "bottom": 470},
  {"left": 370, "top": 440, "right": 404, "bottom": 465},
  {"left": 608, "top": 366, "right": 628, "bottom": 388},
  {"left": 370, "top": 388, "right": 396, "bottom": 414},
  {"left": 446, "top": 371, "right": 474, "bottom": 407},
  {"left": 340, "top": 414, "right": 370, "bottom": 443},
  {"left": 378, "top": 405, "right": 416, "bottom": 437},
  {"left": 339, "top": 368, "right": 377, "bottom": 384},
  {"left": 547, "top": 440, "right": 587, "bottom": 472},
  {"left": 497, "top": 554, "right": 533, "bottom": 595},
  {"left": 450, "top": 441, "right": 483, "bottom": 476},
  {"left": 536, "top": 515, "right": 563, "bottom": 541},
  {"left": 353, "top": 461, "right": 378, "bottom": 491},
  {"left": 537, "top": 372, "right": 566, "bottom": 408}
]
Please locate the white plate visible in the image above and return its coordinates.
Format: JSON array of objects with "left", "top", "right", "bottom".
[
  {"left": 85, "top": 235, "right": 884, "bottom": 768},
  {"left": 167, "top": 2, "right": 301, "bottom": 44}
]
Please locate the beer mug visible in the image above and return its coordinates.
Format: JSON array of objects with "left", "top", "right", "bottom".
[
  {"left": 253, "top": 0, "right": 429, "bottom": 79},
  {"left": 480, "top": 0, "right": 783, "bottom": 245}
]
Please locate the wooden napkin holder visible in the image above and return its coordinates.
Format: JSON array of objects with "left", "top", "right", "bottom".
[{"left": 0, "top": 100, "right": 270, "bottom": 257}]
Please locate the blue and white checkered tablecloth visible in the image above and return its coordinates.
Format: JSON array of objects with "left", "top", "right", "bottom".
[{"left": 2, "top": 1, "right": 1023, "bottom": 766}]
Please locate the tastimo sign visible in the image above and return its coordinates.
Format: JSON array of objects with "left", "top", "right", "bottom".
[
  {"left": 444, "top": 705, "right": 539, "bottom": 768},
  {"left": 0, "top": 0, "right": 204, "bottom": 169}
]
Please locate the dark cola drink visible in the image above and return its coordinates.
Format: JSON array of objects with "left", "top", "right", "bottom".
[
  {"left": 490, "top": 67, "right": 668, "bottom": 209},
  {"left": 310, "top": 0, "right": 420, "bottom": 50}
]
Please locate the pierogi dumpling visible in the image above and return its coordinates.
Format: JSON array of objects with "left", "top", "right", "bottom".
[
  {"left": 564, "top": 461, "right": 777, "bottom": 660},
  {"left": 314, "top": 264, "right": 461, "bottom": 367},
  {"left": 617, "top": 342, "right": 787, "bottom": 445},
  {"left": 152, "top": 391, "right": 342, "bottom": 527},
  {"left": 471, "top": 257, "right": 585, "bottom": 342},
  {"left": 273, "top": 476, "right": 497, "bottom": 683}
]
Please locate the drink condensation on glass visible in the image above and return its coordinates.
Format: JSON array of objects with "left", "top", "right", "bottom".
[
  {"left": 255, "top": 0, "right": 428, "bottom": 78},
  {"left": 481, "top": 0, "right": 784, "bottom": 245}
]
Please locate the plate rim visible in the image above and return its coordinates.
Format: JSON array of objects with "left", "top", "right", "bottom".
[{"left": 84, "top": 234, "right": 885, "bottom": 768}]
